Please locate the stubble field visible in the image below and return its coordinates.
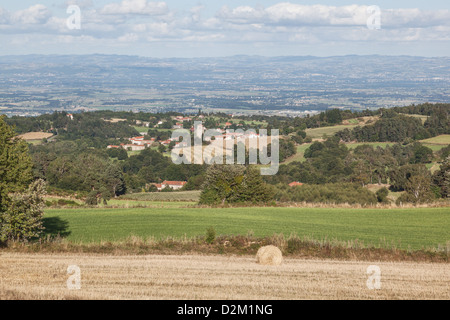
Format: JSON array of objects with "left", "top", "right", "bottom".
[{"left": 0, "top": 253, "right": 448, "bottom": 300}]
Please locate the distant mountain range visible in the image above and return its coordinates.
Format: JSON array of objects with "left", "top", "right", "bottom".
[{"left": 1, "top": 54, "right": 449, "bottom": 117}]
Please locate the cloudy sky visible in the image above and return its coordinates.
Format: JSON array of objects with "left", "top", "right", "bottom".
[{"left": 0, "top": 0, "right": 449, "bottom": 57}]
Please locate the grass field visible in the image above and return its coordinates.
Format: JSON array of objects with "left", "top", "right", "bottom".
[
  {"left": 1, "top": 253, "right": 448, "bottom": 300},
  {"left": 42, "top": 207, "right": 450, "bottom": 250},
  {"left": 283, "top": 144, "right": 312, "bottom": 163},
  {"left": 420, "top": 135, "right": 450, "bottom": 152},
  {"left": 305, "top": 124, "right": 358, "bottom": 140},
  {"left": 120, "top": 191, "right": 201, "bottom": 202},
  {"left": 17, "top": 132, "right": 54, "bottom": 140},
  {"left": 420, "top": 135, "right": 450, "bottom": 145},
  {"left": 102, "top": 200, "right": 196, "bottom": 208},
  {"left": 132, "top": 126, "right": 149, "bottom": 133}
]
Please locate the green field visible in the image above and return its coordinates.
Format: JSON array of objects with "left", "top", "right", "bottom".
[
  {"left": 420, "top": 135, "right": 450, "bottom": 144},
  {"left": 305, "top": 124, "right": 358, "bottom": 139},
  {"left": 283, "top": 144, "right": 312, "bottom": 163},
  {"left": 420, "top": 135, "right": 450, "bottom": 152},
  {"left": 120, "top": 191, "right": 201, "bottom": 202},
  {"left": 43, "top": 207, "right": 450, "bottom": 250},
  {"left": 132, "top": 126, "right": 149, "bottom": 134}
]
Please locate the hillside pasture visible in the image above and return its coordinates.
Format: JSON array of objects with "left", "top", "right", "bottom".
[
  {"left": 305, "top": 124, "right": 359, "bottom": 140},
  {"left": 420, "top": 135, "right": 450, "bottom": 152}
]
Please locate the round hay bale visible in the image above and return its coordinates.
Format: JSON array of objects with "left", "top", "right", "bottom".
[{"left": 256, "top": 245, "right": 283, "bottom": 266}]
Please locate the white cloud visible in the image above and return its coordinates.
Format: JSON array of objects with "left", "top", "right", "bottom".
[
  {"left": 0, "top": 7, "right": 10, "bottom": 25},
  {"left": 118, "top": 32, "right": 139, "bottom": 42},
  {"left": 101, "top": 0, "right": 169, "bottom": 16},
  {"left": 1, "top": 2, "right": 450, "bottom": 55},
  {"left": 12, "top": 4, "right": 52, "bottom": 25},
  {"left": 65, "top": 0, "right": 94, "bottom": 9},
  {"left": 217, "top": 5, "right": 266, "bottom": 25},
  {"left": 216, "top": 3, "right": 450, "bottom": 29},
  {"left": 382, "top": 8, "right": 450, "bottom": 28}
]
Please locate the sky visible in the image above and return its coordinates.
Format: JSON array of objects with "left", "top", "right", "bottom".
[{"left": 0, "top": 0, "right": 449, "bottom": 57}]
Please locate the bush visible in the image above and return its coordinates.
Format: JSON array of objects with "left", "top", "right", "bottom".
[
  {"left": 0, "top": 180, "right": 46, "bottom": 242},
  {"left": 376, "top": 187, "right": 390, "bottom": 203},
  {"left": 46, "top": 199, "right": 81, "bottom": 207},
  {"left": 85, "top": 191, "right": 99, "bottom": 206},
  {"left": 205, "top": 226, "right": 216, "bottom": 244}
]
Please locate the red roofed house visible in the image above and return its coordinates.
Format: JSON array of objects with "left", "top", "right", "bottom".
[
  {"left": 289, "top": 182, "right": 304, "bottom": 187},
  {"left": 159, "top": 181, "right": 187, "bottom": 191}
]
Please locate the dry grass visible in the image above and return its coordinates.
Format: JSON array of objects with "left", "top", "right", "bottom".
[
  {"left": 16, "top": 132, "right": 53, "bottom": 141},
  {"left": 0, "top": 252, "right": 448, "bottom": 300},
  {"left": 3, "top": 232, "right": 449, "bottom": 266}
]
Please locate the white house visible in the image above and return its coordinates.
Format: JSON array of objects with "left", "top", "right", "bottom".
[{"left": 156, "top": 181, "right": 187, "bottom": 191}]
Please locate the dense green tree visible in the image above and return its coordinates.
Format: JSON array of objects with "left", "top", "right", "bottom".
[
  {"left": 200, "top": 165, "right": 246, "bottom": 205},
  {"left": 336, "top": 114, "right": 430, "bottom": 143},
  {"left": 199, "top": 165, "right": 273, "bottom": 205},
  {"left": 0, "top": 179, "right": 46, "bottom": 242},
  {"left": 0, "top": 116, "right": 33, "bottom": 211},
  {"left": 236, "top": 166, "right": 274, "bottom": 204},
  {"left": 432, "top": 157, "right": 450, "bottom": 198},
  {"left": 388, "top": 164, "right": 429, "bottom": 192},
  {"left": 411, "top": 144, "right": 433, "bottom": 164},
  {"left": 0, "top": 116, "right": 45, "bottom": 242}
]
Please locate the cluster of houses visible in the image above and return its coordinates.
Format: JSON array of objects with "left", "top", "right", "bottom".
[
  {"left": 107, "top": 136, "right": 156, "bottom": 151},
  {"left": 173, "top": 116, "right": 192, "bottom": 122},
  {"left": 107, "top": 134, "right": 186, "bottom": 151},
  {"left": 169, "top": 116, "right": 192, "bottom": 129},
  {"left": 211, "top": 130, "right": 259, "bottom": 142}
]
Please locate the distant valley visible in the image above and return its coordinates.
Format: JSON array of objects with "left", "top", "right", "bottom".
[{"left": 1, "top": 54, "right": 449, "bottom": 117}]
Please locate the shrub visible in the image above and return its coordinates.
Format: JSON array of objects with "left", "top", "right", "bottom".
[
  {"left": 0, "top": 179, "right": 46, "bottom": 242},
  {"left": 205, "top": 226, "right": 216, "bottom": 244},
  {"left": 376, "top": 187, "right": 390, "bottom": 203}
]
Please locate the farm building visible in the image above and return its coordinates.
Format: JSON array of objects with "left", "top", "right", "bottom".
[
  {"left": 121, "top": 144, "right": 146, "bottom": 151},
  {"left": 155, "top": 181, "right": 187, "bottom": 191}
]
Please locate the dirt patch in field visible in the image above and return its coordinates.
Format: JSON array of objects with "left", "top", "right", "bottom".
[
  {"left": 103, "top": 118, "right": 127, "bottom": 123},
  {"left": 0, "top": 253, "right": 448, "bottom": 300},
  {"left": 17, "top": 132, "right": 54, "bottom": 141}
]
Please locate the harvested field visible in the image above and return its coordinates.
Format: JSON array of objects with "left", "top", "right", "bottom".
[
  {"left": 0, "top": 253, "right": 448, "bottom": 300},
  {"left": 17, "top": 132, "right": 53, "bottom": 141}
]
